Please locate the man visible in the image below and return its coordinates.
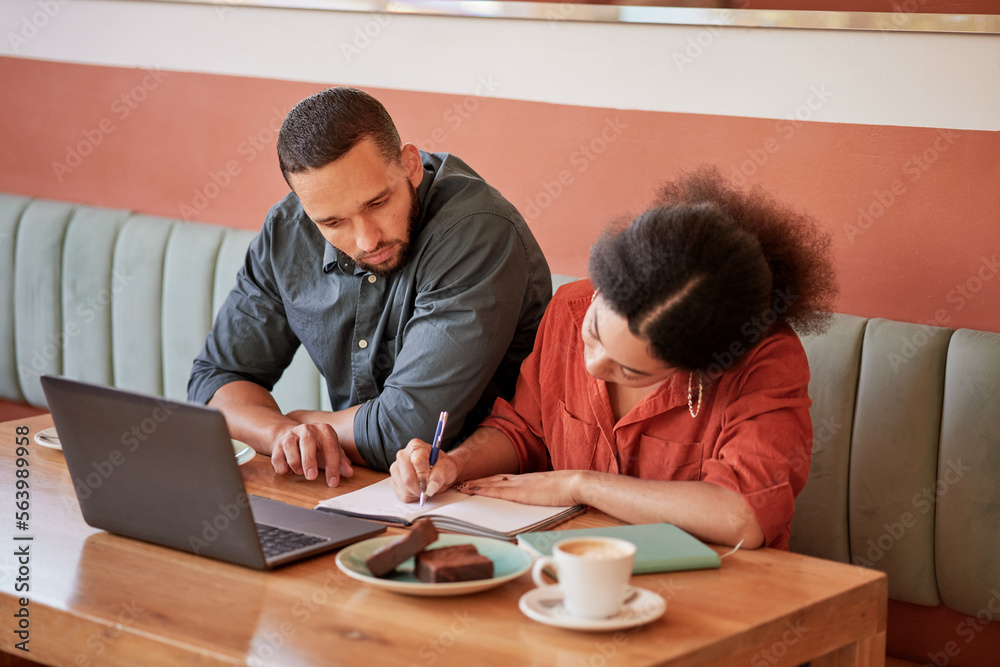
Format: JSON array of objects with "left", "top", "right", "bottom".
[{"left": 188, "top": 87, "right": 551, "bottom": 486}]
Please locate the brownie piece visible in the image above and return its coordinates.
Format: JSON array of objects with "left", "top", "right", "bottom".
[
  {"left": 415, "top": 544, "right": 494, "bottom": 583},
  {"left": 365, "top": 519, "right": 439, "bottom": 577}
]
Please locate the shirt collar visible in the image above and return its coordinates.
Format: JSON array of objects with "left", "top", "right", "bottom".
[{"left": 324, "top": 244, "right": 365, "bottom": 275}]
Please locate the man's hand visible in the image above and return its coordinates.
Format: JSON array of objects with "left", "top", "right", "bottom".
[
  {"left": 207, "top": 382, "right": 361, "bottom": 485},
  {"left": 270, "top": 422, "right": 354, "bottom": 487},
  {"left": 389, "top": 439, "right": 460, "bottom": 503}
]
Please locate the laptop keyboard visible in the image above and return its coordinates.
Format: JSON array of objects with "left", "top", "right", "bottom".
[{"left": 256, "top": 523, "right": 326, "bottom": 559}]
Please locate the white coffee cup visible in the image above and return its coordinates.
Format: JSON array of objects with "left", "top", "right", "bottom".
[{"left": 531, "top": 537, "right": 637, "bottom": 619}]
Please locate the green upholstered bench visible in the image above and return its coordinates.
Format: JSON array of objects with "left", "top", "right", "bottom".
[
  {"left": 794, "top": 315, "right": 1000, "bottom": 663},
  {"left": 0, "top": 192, "right": 328, "bottom": 420},
  {"left": 2, "top": 192, "right": 998, "bottom": 663}
]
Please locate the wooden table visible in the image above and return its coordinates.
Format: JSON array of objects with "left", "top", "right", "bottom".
[{"left": 0, "top": 414, "right": 886, "bottom": 666}]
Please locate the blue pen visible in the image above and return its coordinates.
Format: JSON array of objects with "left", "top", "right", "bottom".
[{"left": 419, "top": 411, "right": 448, "bottom": 507}]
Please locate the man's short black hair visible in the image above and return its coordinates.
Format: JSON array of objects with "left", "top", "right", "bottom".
[{"left": 277, "top": 87, "right": 401, "bottom": 184}]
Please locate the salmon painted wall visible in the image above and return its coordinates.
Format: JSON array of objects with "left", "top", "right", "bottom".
[{"left": 1, "top": 0, "right": 998, "bottom": 340}]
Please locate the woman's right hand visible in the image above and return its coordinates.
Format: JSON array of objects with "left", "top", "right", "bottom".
[{"left": 389, "top": 438, "right": 461, "bottom": 503}]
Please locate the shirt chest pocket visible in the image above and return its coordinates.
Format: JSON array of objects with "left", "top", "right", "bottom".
[
  {"left": 369, "top": 303, "right": 403, "bottom": 391},
  {"left": 624, "top": 434, "right": 705, "bottom": 481},
  {"left": 554, "top": 401, "right": 601, "bottom": 471}
]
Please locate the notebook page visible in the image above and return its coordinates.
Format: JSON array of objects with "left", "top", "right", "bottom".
[
  {"left": 316, "top": 478, "right": 468, "bottom": 522},
  {"left": 428, "top": 493, "right": 578, "bottom": 534}
]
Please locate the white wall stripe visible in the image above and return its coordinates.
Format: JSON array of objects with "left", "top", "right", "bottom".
[{"left": 2, "top": 0, "right": 998, "bottom": 131}]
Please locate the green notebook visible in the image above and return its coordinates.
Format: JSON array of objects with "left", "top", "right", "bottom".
[{"left": 516, "top": 523, "right": 721, "bottom": 574}]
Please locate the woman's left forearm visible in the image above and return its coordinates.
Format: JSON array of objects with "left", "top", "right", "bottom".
[{"left": 571, "top": 472, "right": 766, "bottom": 548}]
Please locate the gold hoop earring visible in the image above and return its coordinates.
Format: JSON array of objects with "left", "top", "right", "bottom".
[
  {"left": 591, "top": 289, "right": 598, "bottom": 303},
  {"left": 688, "top": 371, "right": 703, "bottom": 419}
]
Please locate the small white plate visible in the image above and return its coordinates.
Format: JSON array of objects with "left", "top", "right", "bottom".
[
  {"left": 34, "top": 427, "right": 62, "bottom": 450},
  {"left": 232, "top": 439, "right": 256, "bottom": 466},
  {"left": 336, "top": 533, "right": 532, "bottom": 596},
  {"left": 519, "top": 585, "right": 666, "bottom": 632},
  {"left": 36, "top": 426, "right": 255, "bottom": 466}
]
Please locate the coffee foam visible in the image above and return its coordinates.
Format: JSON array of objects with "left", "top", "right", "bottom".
[{"left": 559, "top": 539, "right": 631, "bottom": 560}]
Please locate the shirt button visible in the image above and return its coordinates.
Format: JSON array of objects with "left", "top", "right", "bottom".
[
  {"left": 358, "top": 339, "right": 368, "bottom": 349},
  {"left": 367, "top": 275, "right": 377, "bottom": 284}
]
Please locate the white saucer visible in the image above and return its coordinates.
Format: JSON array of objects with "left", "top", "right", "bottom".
[
  {"left": 232, "top": 440, "right": 256, "bottom": 465},
  {"left": 34, "top": 427, "right": 62, "bottom": 450},
  {"left": 519, "top": 585, "right": 666, "bottom": 631},
  {"left": 35, "top": 427, "right": 255, "bottom": 465}
]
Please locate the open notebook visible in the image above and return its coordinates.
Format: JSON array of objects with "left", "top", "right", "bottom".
[{"left": 316, "top": 478, "right": 584, "bottom": 540}]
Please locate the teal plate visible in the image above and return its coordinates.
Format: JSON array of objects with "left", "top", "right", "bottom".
[{"left": 336, "top": 533, "right": 533, "bottom": 596}]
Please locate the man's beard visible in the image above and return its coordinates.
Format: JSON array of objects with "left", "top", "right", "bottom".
[{"left": 355, "top": 182, "right": 420, "bottom": 277}]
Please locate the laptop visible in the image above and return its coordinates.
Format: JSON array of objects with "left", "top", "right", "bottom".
[{"left": 40, "top": 375, "right": 385, "bottom": 570}]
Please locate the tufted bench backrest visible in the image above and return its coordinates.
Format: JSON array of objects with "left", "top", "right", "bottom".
[
  {"left": 793, "top": 313, "right": 1000, "bottom": 617},
  {"left": 0, "top": 193, "right": 327, "bottom": 413}
]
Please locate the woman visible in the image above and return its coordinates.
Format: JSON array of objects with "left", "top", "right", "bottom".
[{"left": 389, "top": 166, "right": 837, "bottom": 549}]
